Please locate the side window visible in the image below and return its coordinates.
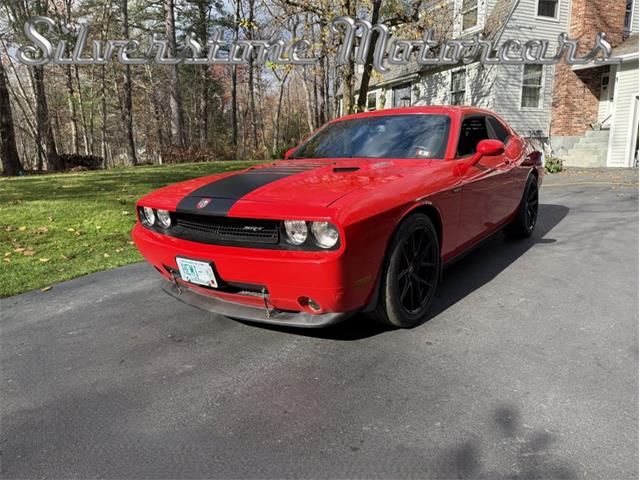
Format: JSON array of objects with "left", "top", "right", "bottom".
[
  {"left": 457, "top": 116, "right": 490, "bottom": 157},
  {"left": 487, "top": 116, "right": 510, "bottom": 143}
]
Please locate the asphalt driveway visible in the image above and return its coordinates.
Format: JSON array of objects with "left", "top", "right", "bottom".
[{"left": 1, "top": 169, "right": 638, "bottom": 479}]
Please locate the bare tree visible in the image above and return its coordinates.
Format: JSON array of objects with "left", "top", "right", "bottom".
[
  {"left": 247, "top": 0, "right": 259, "bottom": 150},
  {"left": 33, "top": 65, "right": 61, "bottom": 171},
  {"left": 120, "top": 0, "right": 137, "bottom": 164},
  {"left": 231, "top": 0, "right": 240, "bottom": 152},
  {"left": 355, "top": 0, "right": 381, "bottom": 112},
  {"left": 195, "top": 0, "right": 210, "bottom": 148},
  {"left": 164, "top": 0, "right": 186, "bottom": 147},
  {"left": 0, "top": 57, "right": 24, "bottom": 175},
  {"left": 340, "top": 0, "right": 356, "bottom": 115}
]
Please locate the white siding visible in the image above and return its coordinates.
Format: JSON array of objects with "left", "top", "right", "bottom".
[
  {"left": 414, "top": 68, "right": 451, "bottom": 106},
  {"left": 487, "top": 0, "right": 571, "bottom": 136},
  {"left": 632, "top": 0, "right": 639, "bottom": 33},
  {"left": 492, "top": 63, "right": 556, "bottom": 136},
  {"left": 607, "top": 61, "right": 640, "bottom": 166}
]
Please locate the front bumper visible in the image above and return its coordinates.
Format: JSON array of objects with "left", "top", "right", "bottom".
[
  {"left": 162, "top": 281, "right": 350, "bottom": 328},
  {"left": 133, "top": 223, "right": 374, "bottom": 320}
]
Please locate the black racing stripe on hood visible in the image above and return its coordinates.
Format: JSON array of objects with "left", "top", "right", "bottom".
[{"left": 176, "top": 167, "right": 313, "bottom": 216}]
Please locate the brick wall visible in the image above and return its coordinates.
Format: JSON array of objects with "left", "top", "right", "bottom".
[{"left": 550, "top": 0, "right": 627, "bottom": 137}]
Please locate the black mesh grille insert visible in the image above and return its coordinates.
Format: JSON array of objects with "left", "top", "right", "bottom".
[{"left": 171, "top": 214, "right": 279, "bottom": 245}]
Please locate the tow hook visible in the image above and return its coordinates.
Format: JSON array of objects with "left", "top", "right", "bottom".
[
  {"left": 171, "top": 271, "right": 182, "bottom": 295},
  {"left": 261, "top": 288, "right": 280, "bottom": 319}
]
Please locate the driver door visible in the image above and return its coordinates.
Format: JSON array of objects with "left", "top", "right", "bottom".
[{"left": 454, "top": 115, "right": 511, "bottom": 250}]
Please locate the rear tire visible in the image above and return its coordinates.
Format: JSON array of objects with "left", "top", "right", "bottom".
[
  {"left": 504, "top": 174, "right": 539, "bottom": 240},
  {"left": 372, "top": 213, "right": 441, "bottom": 328}
]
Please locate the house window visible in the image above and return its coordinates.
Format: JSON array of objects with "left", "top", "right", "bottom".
[
  {"left": 450, "top": 70, "right": 466, "bottom": 106},
  {"left": 537, "top": 0, "right": 559, "bottom": 19},
  {"left": 462, "top": 0, "right": 479, "bottom": 30},
  {"left": 367, "top": 92, "right": 377, "bottom": 111},
  {"left": 624, "top": 0, "right": 633, "bottom": 37},
  {"left": 521, "top": 65, "right": 543, "bottom": 109},
  {"left": 392, "top": 84, "right": 412, "bottom": 107}
]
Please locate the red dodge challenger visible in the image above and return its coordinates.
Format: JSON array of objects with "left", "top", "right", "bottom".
[{"left": 133, "top": 107, "right": 543, "bottom": 328}]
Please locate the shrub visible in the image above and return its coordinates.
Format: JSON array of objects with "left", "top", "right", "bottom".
[{"left": 545, "top": 156, "right": 563, "bottom": 174}]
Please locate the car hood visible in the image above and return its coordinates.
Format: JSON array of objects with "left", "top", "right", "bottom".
[{"left": 139, "top": 159, "right": 435, "bottom": 216}]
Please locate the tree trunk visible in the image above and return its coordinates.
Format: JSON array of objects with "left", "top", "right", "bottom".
[
  {"left": 65, "top": 66, "right": 80, "bottom": 154},
  {"left": 121, "top": 0, "right": 137, "bottom": 164},
  {"left": 356, "top": 0, "right": 382, "bottom": 112},
  {"left": 197, "top": 0, "right": 209, "bottom": 148},
  {"left": 33, "top": 65, "right": 61, "bottom": 171},
  {"left": 300, "top": 69, "right": 314, "bottom": 132},
  {"left": 247, "top": 0, "right": 259, "bottom": 151},
  {"left": 100, "top": 64, "right": 108, "bottom": 168},
  {"left": 0, "top": 59, "right": 24, "bottom": 176},
  {"left": 164, "top": 0, "right": 186, "bottom": 147},
  {"left": 231, "top": 0, "right": 239, "bottom": 152},
  {"left": 272, "top": 71, "right": 290, "bottom": 152},
  {"left": 341, "top": 0, "right": 356, "bottom": 116}
]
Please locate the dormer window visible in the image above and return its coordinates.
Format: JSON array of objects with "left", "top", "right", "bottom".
[
  {"left": 537, "top": 0, "right": 559, "bottom": 20},
  {"left": 462, "top": 0, "right": 479, "bottom": 30}
]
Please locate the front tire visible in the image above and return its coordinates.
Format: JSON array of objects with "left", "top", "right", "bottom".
[
  {"left": 372, "top": 214, "right": 441, "bottom": 328},
  {"left": 504, "top": 174, "right": 539, "bottom": 240}
]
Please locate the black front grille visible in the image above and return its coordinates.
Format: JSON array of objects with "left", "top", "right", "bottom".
[{"left": 171, "top": 213, "right": 279, "bottom": 245}]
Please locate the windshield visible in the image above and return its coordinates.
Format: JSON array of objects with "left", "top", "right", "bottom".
[{"left": 291, "top": 114, "right": 451, "bottom": 160}]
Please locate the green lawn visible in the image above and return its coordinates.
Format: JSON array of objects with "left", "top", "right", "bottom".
[{"left": 0, "top": 161, "right": 258, "bottom": 298}]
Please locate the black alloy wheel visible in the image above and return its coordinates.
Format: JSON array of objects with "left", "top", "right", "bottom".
[
  {"left": 397, "top": 227, "right": 439, "bottom": 315},
  {"left": 505, "top": 174, "right": 539, "bottom": 239},
  {"left": 524, "top": 179, "right": 539, "bottom": 231},
  {"left": 373, "top": 213, "right": 441, "bottom": 328}
]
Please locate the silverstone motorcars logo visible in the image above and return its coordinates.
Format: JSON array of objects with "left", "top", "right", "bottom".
[{"left": 16, "top": 14, "right": 620, "bottom": 72}]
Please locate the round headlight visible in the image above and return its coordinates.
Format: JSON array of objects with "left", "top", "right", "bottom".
[
  {"left": 311, "top": 221, "right": 339, "bottom": 249},
  {"left": 284, "top": 220, "right": 308, "bottom": 245},
  {"left": 156, "top": 209, "right": 171, "bottom": 228},
  {"left": 141, "top": 207, "right": 155, "bottom": 226}
]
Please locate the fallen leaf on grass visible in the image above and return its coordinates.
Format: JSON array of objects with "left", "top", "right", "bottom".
[
  {"left": 67, "top": 228, "right": 75, "bottom": 232},
  {"left": 22, "top": 249, "right": 35, "bottom": 256},
  {"left": 14, "top": 247, "right": 25, "bottom": 253},
  {"left": 4, "top": 252, "right": 11, "bottom": 257},
  {"left": 41, "top": 286, "right": 52, "bottom": 292},
  {"left": 121, "top": 211, "right": 131, "bottom": 215},
  {"left": 39, "top": 258, "right": 50, "bottom": 263},
  {"left": 60, "top": 254, "right": 69, "bottom": 260},
  {"left": 3, "top": 258, "right": 10, "bottom": 263},
  {"left": 103, "top": 253, "right": 110, "bottom": 258},
  {"left": 18, "top": 226, "right": 26, "bottom": 231},
  {"left": 34, "top": 226, "right": 49, "bottom": 234}
]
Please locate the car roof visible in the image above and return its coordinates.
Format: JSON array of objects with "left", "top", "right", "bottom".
[{"left": 333, "top": 106, "right": 498, "bottom": 122}]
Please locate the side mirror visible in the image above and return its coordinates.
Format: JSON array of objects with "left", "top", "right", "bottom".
[
  {"left": 476, "top": 139, "right": 505, "bottom": 157},
  {"left": 284, "top": 147, "right": 297, "bottom": 159},
  {"left": 456, "top": 139, "right": 505, "bottom": 175}
]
